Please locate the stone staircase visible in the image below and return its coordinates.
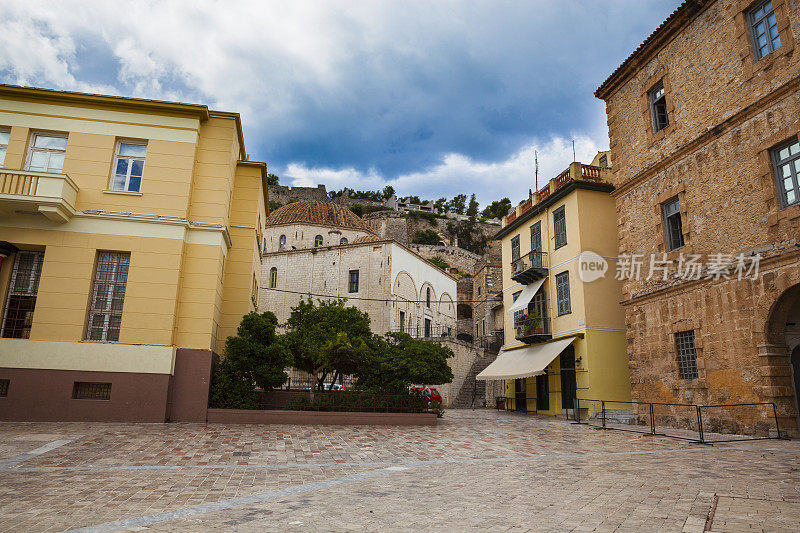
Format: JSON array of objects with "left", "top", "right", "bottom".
[{"left": 452, "top": 351, "right": 499, "bottom": 409}]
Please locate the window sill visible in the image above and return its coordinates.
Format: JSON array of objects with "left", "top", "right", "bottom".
[{"left": 103, "top": 189, "right": 142, "bottom": 196}]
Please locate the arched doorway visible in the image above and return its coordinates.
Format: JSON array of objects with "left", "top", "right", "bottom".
[{"left": 765, "top": 283, "right": 800, "bottom": 426}]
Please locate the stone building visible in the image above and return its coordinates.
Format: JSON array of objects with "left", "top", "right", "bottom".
[
  {"left": 259, "top": 201, "right": 457, "bottom": 338},
  {"left": 471, "top": 242, "right": 504, "bottom": 351},
  {"left": 595, "top": 0, "right": 800, "bottom": 433},
  {"left": 267, "top": 183, "right": 328, "bottom": 206}
]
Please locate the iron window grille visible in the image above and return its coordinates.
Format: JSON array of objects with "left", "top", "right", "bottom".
[
  {"left": 749, "top": 1, "right": 781, "bottom": 60},
  {"left": 26, "top": 133, "right": 68, "bottom": 173},
  {"left": 510, "top": 235, "right": 520, "bottom": 262},
  {"left": 314, "top": 235, "right": 323, "bottom": 247},
  {"left": 662, "top": 197, "right": 685, "bottom": 251},
  {"left": 553, "top": 206, "right": 567, "bottom": 249},
  {"left": 649, "top": 81, "right": 669, "bottom": 133},
  {"left": 555, "top": 271, "right": 571, "bottom": 316},
  {"left": 109, "top": 140, "right": 146, "bottom": 192},
  {"left": 1, "top": 250, "right": 45, "bottom": 339},
  {"left": 269, "top": 267, "right": 277, "bottom": 288},
  {"left": 85, "top": 252, "right": 130, "bottom": 342},
  {"left": 772, "top": 138, "right": 800, "bottom": 208},
  {"left": 72, "top": 382, "right": 112, "bottom": 400},
  {"left": 675, "top": 330, "right": 699, "bottom": 379},
  {"left": 0, "top": 379, "right": 9, "bottom": 397},
  {"left": 349, "top": 269, "right": 360, "bottom": 293},
  {"left": 0, "top": 129, "right": 9, "bottom": 168}
]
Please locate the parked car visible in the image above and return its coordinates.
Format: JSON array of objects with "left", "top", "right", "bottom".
[
  {"left": 323, "top": 383, "right": 346, "bottom": 391},
  {"left": 410, "top": 386, "right": 442, "bottom": 404}
]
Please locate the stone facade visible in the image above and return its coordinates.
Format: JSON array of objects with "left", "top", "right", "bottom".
[
  {"left": 406, "top": 244, "right": 482, "bottom": 274},
  {"left": 471, "top": 252, "right": 504, "bottom": 351},
  {"left": 596, "top": 0, "right": 800, "bottom": 433},
  {"left": 267, "top": 184, "right": 328, "bottom": 205}
]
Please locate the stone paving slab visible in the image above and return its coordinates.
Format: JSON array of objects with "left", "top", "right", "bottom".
[{"left": 0, "top": 410, "right": 798, "bottom": 532}]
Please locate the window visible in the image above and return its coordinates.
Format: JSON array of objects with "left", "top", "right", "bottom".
[
  {"left": 86, "top": 252, "right": 130, "bottom": 342},
  {"left": 530, "top": 221, "right": 542, "bottom": 252},
  {"left": 662, "top": 197, "right": 685, "bottom": 251},
  {"left": 424, "top": 318, "right": 431, "bottom": 338},
  {"left": 649, "top": 81, "right": 669, "bottom": 133},
  {"left": 478, "top": 285, "right": 482, "bottom": 296},
  {"left": 349, "top": 269, "right": 359, "bottom": 293},
  {"left": 511, "top": 235, "right": 520, "bottom": 261},
  {"left": 278, "top": 235, "right": 286, "bottom": 249},
  {"left": 72, "top": 382, "right": 111, "bottom": 400},
  {"left": 340, "top": 237, "right": 348, "bottom": 245},
  {"left": 553, "top": 206, "right": 567, "bottom": 249},
  {"left": 26, "top": 133, "right": 67, "bottom": 173},
  {"left": 109, "top": 141, "right": 146, "bottom": 192},
  {"left": 0, "top": 379, "right": 8, "bottom": 397},
  {"left": 555, "top": 271, "right": 571, "bottom": 316},
  {"left": 0, "top": 129, "right": 9, "bottom": 167},
  {"left": 512, "top": 290, "right": 524, "bottom": 326},
  {"left": 399, "top": 311, "right": 405, "bottom": 332},
  {"left": 1, "top": 250, "right": 44, "bottom": 339},
  {"left": 772, "top": 138, "right": 800, "bottom": 208},
  {"left": 749, "top": 1, "right": 781, "bottom": 60},
  {"left": 675, "top": 330, "right": 699, "bottom": 379},
  {"left": 269, "top": 267, "right": 277, "bottom": 288},
  {"left": 426, "top": 287, "right": 431, "bottom": 308},
  {"left": 314, "top": 235, "right": 323, "bottom": 247},
  {"left": 598, "top": 154, "right": 608, "bottom": 168}
]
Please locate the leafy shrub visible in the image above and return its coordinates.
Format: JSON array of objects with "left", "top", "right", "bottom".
[{"left": 412, "top": 229, "right": 441, "bottom": 245}]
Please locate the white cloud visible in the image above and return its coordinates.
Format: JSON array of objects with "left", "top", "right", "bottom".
[{"left": 284, "top": 134, "right": 604, "bottom": 206}]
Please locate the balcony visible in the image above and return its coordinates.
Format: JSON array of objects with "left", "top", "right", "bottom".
[
  {"left": 0, "top": 169, "right": 79, "bottom": 223},
  {"left": 514, "top": 315, "right": 552, "bottom": 344},
  {"left": 511, "top": 251, "right": 548, "bottom": 284}
]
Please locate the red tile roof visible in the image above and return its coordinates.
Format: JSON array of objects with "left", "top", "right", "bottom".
[{"left": 265, "top": 200, "right": 374, "bottom": 232}]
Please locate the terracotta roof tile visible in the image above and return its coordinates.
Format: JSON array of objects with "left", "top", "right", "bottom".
[{"left": 265, "top": 200, "right": 374, "bottom": 232}]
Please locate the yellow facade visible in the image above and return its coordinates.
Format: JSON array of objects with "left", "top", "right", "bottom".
[
  {"left": 0, "top": 85, "right": 267, "bottom": 378},
  {"left": 496, "top": 158, "right": 631, "bottom": 416}
]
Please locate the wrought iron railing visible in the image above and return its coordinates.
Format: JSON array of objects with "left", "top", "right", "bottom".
[
  {"left": 514, "top": 316, "right": 551, "bottom": 340},
  {"left": 511, "top": 250, "right": 548, "bottom": 276}
]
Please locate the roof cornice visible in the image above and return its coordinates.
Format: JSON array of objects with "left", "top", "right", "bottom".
[{"left": 595, "top": 0, "right": 714, "bottom": 100}]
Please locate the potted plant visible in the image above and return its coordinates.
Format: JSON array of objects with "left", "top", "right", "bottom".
[{"left": 523, "top": 308, "right": 542, "bottom": 335}]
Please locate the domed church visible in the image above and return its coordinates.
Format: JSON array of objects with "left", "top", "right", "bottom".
[{"left": 260, "top": 201, "right": 457, "bottom": 337}]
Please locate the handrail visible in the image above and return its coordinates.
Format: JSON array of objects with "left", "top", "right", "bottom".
[{"left": 0, "top": 168, "right": 79, "bottom": 194}]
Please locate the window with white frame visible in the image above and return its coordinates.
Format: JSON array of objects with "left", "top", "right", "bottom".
[
  {"left": 109, "top": 140, "right": 146, "bottom": 192},
  {"left": 85, "top": 252, "right": 130, "bottom": 342},
  {"left": 648, "top": 81, "right": 669, "bottom": 133},
  {"left": 0, "top": 129, "right": 9, "bottom": 168},
  {"left": 26, "top": 133, "right": 67, "bottom": 173},
  {"left": 662, "top": 197, "right": 685, "bottom": 251},
  {"left": 772, "top": 138, "right": 800, "bottom": 208},
  {"left": 749, "top": 1, "right": 781, "bottom": 60}
]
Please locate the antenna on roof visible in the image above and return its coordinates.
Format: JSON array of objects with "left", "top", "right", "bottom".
[
  {"left": 572, "top": 140, "right": 576, "bottom": 162},
  {"left": 534, "top": 150, "right": 539, "bottom": 194}
]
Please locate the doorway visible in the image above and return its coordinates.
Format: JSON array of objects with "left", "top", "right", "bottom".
[
  {"left": 536, "top": 373, "right": 549, "bottom": 411},
  {"left": 792, "top": 346, "right": 800, "bottom": 415},
  {"left": 560, "top": 346, "right": 577, "bottom": 412},
  {"left": 514, "top": 378, "right": 527, "bottom": 412}
]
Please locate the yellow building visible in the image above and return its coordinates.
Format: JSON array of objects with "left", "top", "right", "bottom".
[
  {"left": 0, "top": 84, "right": 267, "bottom": 422},
  {"left": 477, "top": 152, "right": 631, "bottom": 418}
]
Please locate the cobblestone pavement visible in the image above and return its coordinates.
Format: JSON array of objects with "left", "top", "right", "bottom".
[{"left": 0, "top": 410, "right": 798, "bottom": 532}]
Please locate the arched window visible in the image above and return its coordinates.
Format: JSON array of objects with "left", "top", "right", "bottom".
[
  {"left": 278, "top": 235, "right": 286, "bottom": 250},
  {"left": 314, "top": 235, "right": 323, "bottom": 247},
  {"left": 426, "top": 287, "right": 431, "bottom": 308},
  {"left": 269, "top": 267, "right": 277, "bottom": 288},
  {"left": 340, "top": 237, "right": 348, "bottom": 245}
]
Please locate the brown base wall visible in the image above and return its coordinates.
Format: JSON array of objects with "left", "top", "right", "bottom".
[
  {"left": 206, "top": 408, "right": 438, "bottom": 426},
  {"left": 167, "top": 348, "right": 214, "bottom": 422},
  {"left": 0, "top": 367, "right": 170, "bottom": 422}
]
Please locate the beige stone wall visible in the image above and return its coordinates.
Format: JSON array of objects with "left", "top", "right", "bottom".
[
  {"left": 600, "top": 0, "right": 800, "bottom": 432},
  {"left": 262, "top": 223, "right": 372, "bottom": 253}
]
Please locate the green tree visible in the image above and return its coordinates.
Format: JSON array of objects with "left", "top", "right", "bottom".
[
  {"left": 481, "top": 197, "right": 512, "bottom": 220},
  {"left": 356, "top": 333, "right": 454, "bottom": 393},
  {"left": 412, "top": 229, "right": 441, "bottom": 245},
  {"left": 428, "top": 256, "right": 450, "bottom": 271},
  {"left": 466, "top": 193, "right": 479, "bottom": 217},
  {"left": 350, "top": 203, "right": 364, "bottom": 217},
  {"left": 446, "top": 218, "right": 488, "bottom": 255},
  {"left": 208, "top": 311, "right": 291, "bottom": 409},
  {"left": 434, "top": 197, "right": 448, "bottom": 213},
  {"left": 450, "top": 194, "right": 467, "bottom": 214},
  {"left": 283, "top": 298, "right": 373, "bottom": 390},
  {"left": 267, "top": 173, "right": 280, "bottom": 186},
  {"left": 269, "top": 200, "right": 283, "bottom": 213},
  {"left": 382, "top": 185, "right": 395, "bottom": 199}
]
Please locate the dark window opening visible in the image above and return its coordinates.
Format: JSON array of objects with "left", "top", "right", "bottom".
[
  {"left": 348, "top": 269, "right": 359, "bottom": 293},
  {"left": 424, "top": 318, "right": 431, "bottom": 338},
  {"left": 1, "top": 250, "right": 45, "bottom": 339},
  {"left": 73, "top": 382, "right": 112, "bottom": 400},
  {"left": 0, "top": 379, "right": 9, "bottom": 397},
  {"left": 675, "top": 330, "right": 699, "bottom": 379},
  {"left": 662, "top": 197, "right": 685, "bottom": 251},
  {"left": 649, "top": 81, "right": 669, "bottom": 133}
]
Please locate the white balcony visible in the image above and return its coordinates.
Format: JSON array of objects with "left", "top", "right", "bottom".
[{"left": 0, "top": 168, "right": 79, "bottom": 222}]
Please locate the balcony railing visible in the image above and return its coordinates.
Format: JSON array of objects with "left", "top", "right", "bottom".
[
  {"left": 514, "top": 316, "right": 552, "bottom": 343},
  {"left": 0, "top": 169, "right": 79, "bottom": 222},
  {"left": 511, "top": 251, "right": 548, "bottom": 284}
]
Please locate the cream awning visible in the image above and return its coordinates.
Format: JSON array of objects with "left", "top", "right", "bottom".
[
  {"left": 476, "top": 336, "right": 577, "bottom": 380},
  {"left": 505, "top": 278, "right": 545, "bottom": 314}
]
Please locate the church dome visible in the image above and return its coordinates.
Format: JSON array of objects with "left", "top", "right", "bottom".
[{"left": 265, "top": 200, "right": 374, "bottom": 232}]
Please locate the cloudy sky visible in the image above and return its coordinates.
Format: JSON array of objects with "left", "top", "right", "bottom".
[{"left": 0, "top": 1, "right": 678, "bottom": 207}]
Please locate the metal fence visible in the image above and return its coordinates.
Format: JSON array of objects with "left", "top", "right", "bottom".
[
  {"left": 388, "top": 325, "right": 454, "bottom": 339},
  {"left": 572, "top": 398, "right": 783, "bottom": 444}
]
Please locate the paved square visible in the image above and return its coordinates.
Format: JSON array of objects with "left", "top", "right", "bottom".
[{"left": 0, "top": 410, "right": 798, "bottom": 532}]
